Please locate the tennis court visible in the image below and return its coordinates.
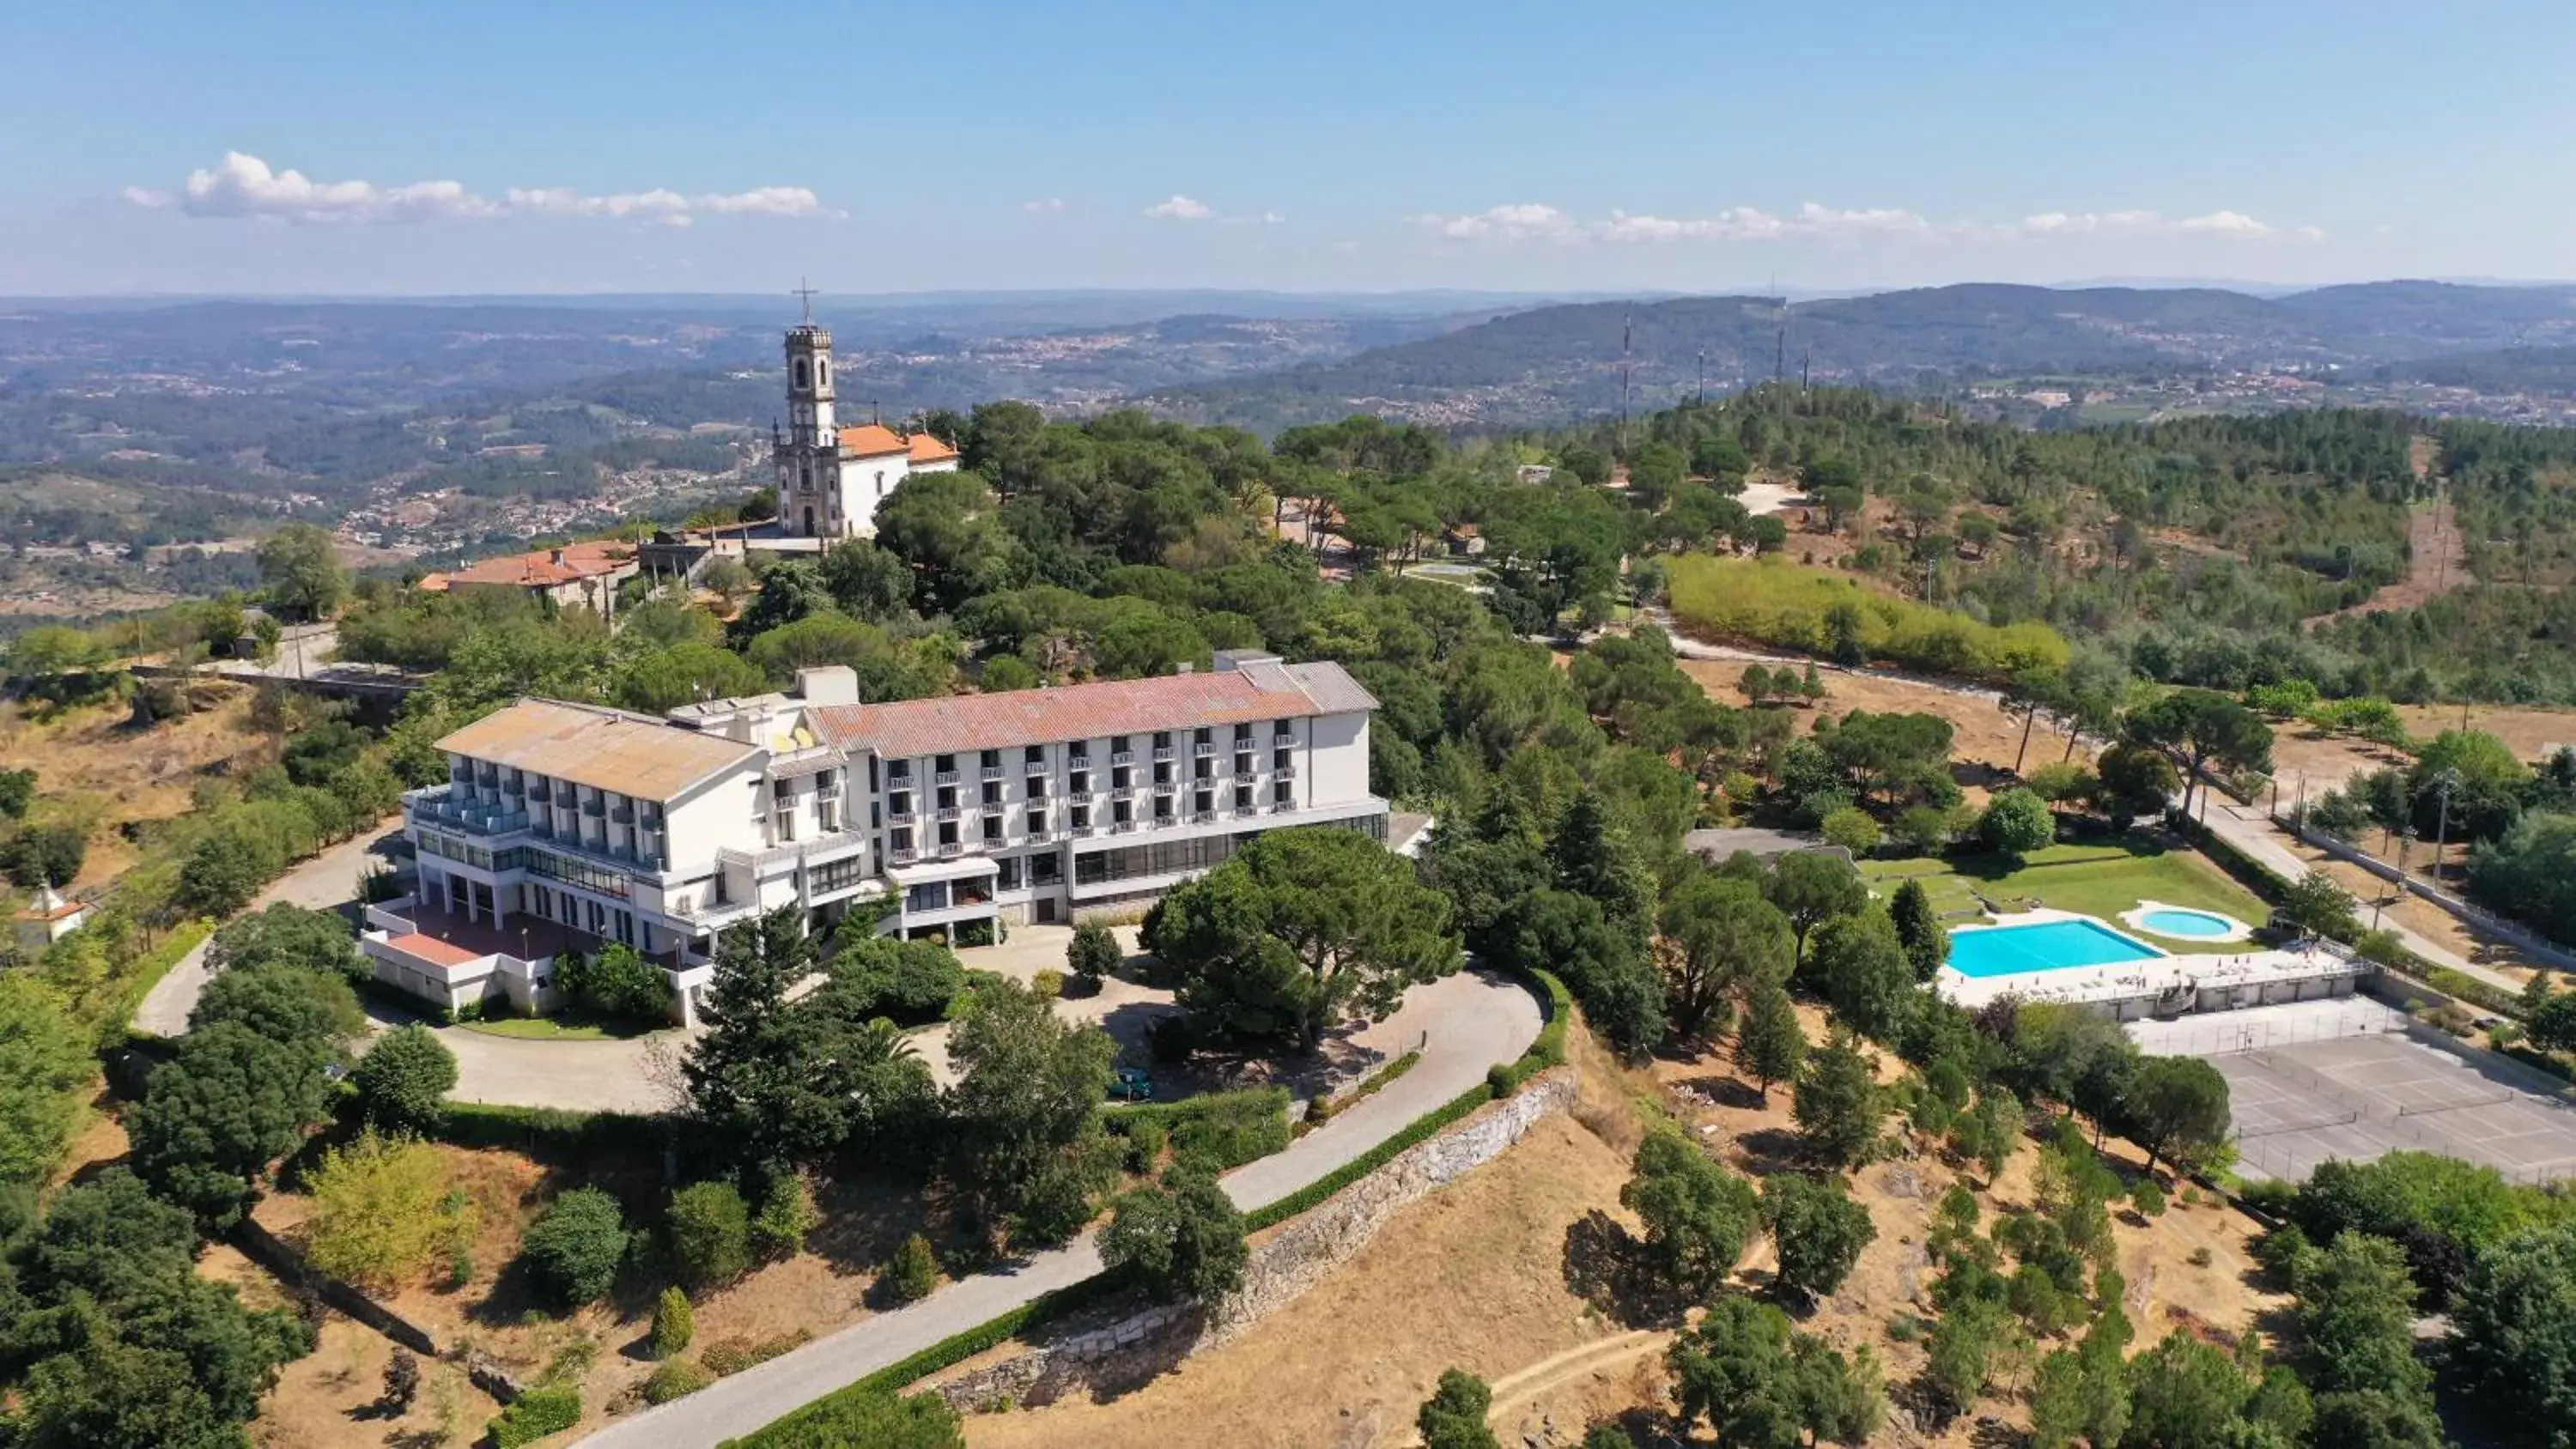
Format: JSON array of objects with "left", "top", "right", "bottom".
[{"left": 2133, "top": 999, "right": 2576, "bottom": 1185}]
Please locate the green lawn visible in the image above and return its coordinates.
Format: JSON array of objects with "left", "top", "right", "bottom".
[
  {"left": 460, "top": 1013, "right": 668, "bottom": 1042},
  {"left": 1861, "top": 838, "right": 2269, "bottom": 955}
]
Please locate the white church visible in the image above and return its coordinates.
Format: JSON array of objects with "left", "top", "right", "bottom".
[{"left": 772, "top": 318, "right": 959, "bottom": 539}]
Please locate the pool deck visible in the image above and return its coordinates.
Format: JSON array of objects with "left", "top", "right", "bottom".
[{"left": 1939, "top": 907, "right": 2369, "bottom": 1016}]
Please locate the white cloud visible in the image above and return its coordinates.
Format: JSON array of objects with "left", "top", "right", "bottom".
[
  {"left": 1422, "top": 200, "right": 2324, "bottom": 246},
  {"left": 1145, "top": 194, "right": 1213, "bottom": 221},
  {"left": 124, "top": 152, "right": 836, "bottom": 226},
  {"left": 1417, "top": 203, "right": 1582, "bottom": 241},
  {"left": 1023, "top": 197, "right": 1067, "bottom": 213}
]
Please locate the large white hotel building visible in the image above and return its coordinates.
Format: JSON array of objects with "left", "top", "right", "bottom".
[{"left": 368, "top": 653, "right": 1387, "bottom": 1023}]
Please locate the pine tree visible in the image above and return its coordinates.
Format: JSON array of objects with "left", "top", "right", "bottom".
[
  {"left": 1735, "top": 983, "right": 1807, "bottom": 1101},
  {"left": 1889, "top": 878, "right": 1948, "bottom": 981},
  {"left": 678, "top": 909, "right": 828, "bottom": 1169}
]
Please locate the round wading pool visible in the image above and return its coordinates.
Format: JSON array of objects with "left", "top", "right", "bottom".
[{"left": 2138, "top": 907, "right": 2236, "bottom": 938}]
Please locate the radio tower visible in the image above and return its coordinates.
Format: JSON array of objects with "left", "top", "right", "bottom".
[{"left": 1619, "top": 310, "right": 1633, "bottom": 454}]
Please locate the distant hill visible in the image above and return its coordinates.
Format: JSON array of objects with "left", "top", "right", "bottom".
[
  {"left": 2372, "top": 344, "right": 2576, "bottom": 393},
  {"left": 1151, "top": 281, "right": 2576, "bottom": 432}
]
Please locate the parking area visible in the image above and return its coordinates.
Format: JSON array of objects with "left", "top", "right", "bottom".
[{"left": 2130, "top": 998, "right": 2576, "bottom": 1184}]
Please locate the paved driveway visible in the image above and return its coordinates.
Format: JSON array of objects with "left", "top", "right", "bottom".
[
  {"left": 575, "top": 967, "right": 1543, "bottom": 1448},
  {"left": 132, "top": 820, "right": 404, "bottom": 1037}
]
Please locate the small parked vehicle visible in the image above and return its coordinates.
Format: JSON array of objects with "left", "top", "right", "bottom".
[{"left": 1109, "top": 1067, "right": 1156, "bottom": 1101}]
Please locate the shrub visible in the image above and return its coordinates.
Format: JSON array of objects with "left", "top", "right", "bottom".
[
  {"left": 1978, "top": 787, "right": 2056, "bottom": 858},
  {"left": 651, "top": 1286, "right": 696, "bottom": 1359},
  {"left": 752, "top": 1172, "right": 817, "bottom": 1260},
  {"left": 1820, "top": 806, "right": 1882, "bottom": 856},
  {"left": 349, "top": 1023, "right": 458, "bottom": 1132},
  {"left": 1101, "top": 1162, "right": 1249, "bottom": 1304},
  {"left": 1167, "top": 1087, "right": 1294, "bottom": 1170},
  {"left": 701, "top": 1330, "right": 812, "bottom": 1377},
  {"left": 520, "top": 1188, "right": 627, "bottom": 1307},
  {"left": 1030, "top": 968, "right": 1066, "bottom": 1000},
  {"left": 668, "top": 1180, "right": 753, "bottom": 1290},
  {"left": 2131, "top": 1177, "right": 2168, "bottom": 1217},
  {"left": 641, "top": 1358, "right": 712, "bottom": 1404},
  {"left": 488, "top": 1385, "right": 581, "bottom": 1448},
  {"left": 1121, "top": 1119, "right": 1169, "bottom": 1173},
  {"left": 887, "top": 1233, "right": 940, "bottom": 1303},
  {"left": 303, "top": 1131, "right": 473, "bottom": 1290},
  {"left": 560, "top": 942, "right": 670, "bottom": 1021},
  {"left": 1067, "top": 920, "right": 1122, "bottom": 989},
  {"left": 828, "top": 936, "right": 969, "bottom": 1026}
]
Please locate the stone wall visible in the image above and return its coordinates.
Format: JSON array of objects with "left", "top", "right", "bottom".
[
  {"left": 932, "top": 1070, "right": 1577, "bottom": 1411},
  {"left": 228, "top": 1211, "right": 528, "bottom": 1404}
]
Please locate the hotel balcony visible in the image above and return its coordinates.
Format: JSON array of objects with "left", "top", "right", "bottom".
[{"left": 406, "top": 786, "right": 531, "bottom": 838}]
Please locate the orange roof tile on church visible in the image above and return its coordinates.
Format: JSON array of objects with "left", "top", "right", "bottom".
[
  {"left": 907, "top": 432, "right": 959, "bottom": 463},
  {"left": 836, "top": 423, "right": 910, "bottom": 457}
]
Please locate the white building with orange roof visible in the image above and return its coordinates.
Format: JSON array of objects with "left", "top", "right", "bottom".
[
  {"left": 417, "top": 541, "right": 639, "bottom": 616},
  {"left": 771, "top": 318, "right": 961, "bottom": 541},
  {"left": 380, "top": 652, "right": 1384, "bottom": 1023}
]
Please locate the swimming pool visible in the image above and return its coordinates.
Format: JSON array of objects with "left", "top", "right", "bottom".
[
  {"left": 2138, "top": 907, "right": 2236, "bottom": 938},
  {"left": 1948, "top": 919, "right": 2164, "bottom": 978}
]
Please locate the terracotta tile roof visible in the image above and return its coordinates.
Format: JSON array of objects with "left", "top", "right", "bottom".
[
  {"left": 437, "top": 700, "right": 759, "bottom": 802},
  {"left": 807, "top": 663, "right": 1376, "bottom": 758},
  {"left": 386, "top": 932, "right": 479, "bottom": 968},
  {"left": 420, "top": 542, "right": 635, "bottom": 592},
  {"left": 907, "top": 432, "right": 960, "bottom": 463},
  {"left": 837, "top": 423, "right": 910, "bottom": 457}
]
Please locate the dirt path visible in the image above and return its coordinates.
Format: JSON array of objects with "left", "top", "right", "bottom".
[
  {"left": 2307, "top": 436, "right": 2470, "bottom": 627},
  {"left": 1479, "top": 1329, "right": 1672, "bottom": 1428}
]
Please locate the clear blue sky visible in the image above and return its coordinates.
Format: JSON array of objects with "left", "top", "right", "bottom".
[{"left": 6, "top": 0, "right": 2567, "bottom": 295}]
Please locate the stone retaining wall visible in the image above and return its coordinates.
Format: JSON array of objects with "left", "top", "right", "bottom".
[
  {"left": 228, "top": 1211, "right": 528, "bottom": 1404},
  {"left": 933, "top": 1070, "right": 1577, "bottom": 1411}
]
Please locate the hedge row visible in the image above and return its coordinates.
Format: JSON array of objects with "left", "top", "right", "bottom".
[
  {"left": 429, "top": 1100, "right": 675, "bottom": 1156},
  {"left": 1242, "top": 1082, "right": 1497, "bottom": 1233},
  {"left": 722, "top": 966, "right": 1573, "bottom": 1445},
  {"left": 716, "top": 1275, "right": 1122, "bottom": 1448},
  {"left": 2421, "top": 966, "right": 2528, "bottom": 1020}
]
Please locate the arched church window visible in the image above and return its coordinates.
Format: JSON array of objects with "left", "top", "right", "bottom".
[
  {"left": 793, "top": 357, "right": 811, "bottom": 390},
  {"left": 817, "top": 359, "right": 830, "bottom": 388}
]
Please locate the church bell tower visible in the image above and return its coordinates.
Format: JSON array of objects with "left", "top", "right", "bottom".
[{"left": 775, "top": 282, "right": 841, "bottom": 537}]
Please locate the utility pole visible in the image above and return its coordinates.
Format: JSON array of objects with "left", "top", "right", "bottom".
[
  {"left": 1801, "top": 345, "right": 1812, "bottom": 393},
  {"left": 2430, "top": 770, "right": 2458, "bottom": 884},
  {"left": 1697, "top": 349, "right": 1706, "bottom": 406}
]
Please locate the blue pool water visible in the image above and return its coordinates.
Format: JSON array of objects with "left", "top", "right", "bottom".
[
  {"left": 2139, "top": 908, "right": 2234, "bottom": 938},
  {"left": 1949, "top": 919, "right": 2164, "bottom": 978}
]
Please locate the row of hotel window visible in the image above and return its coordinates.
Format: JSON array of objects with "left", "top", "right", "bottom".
[
  {"left": 881, "top": 723, "right": 1296, "bottom": 785},
  {"left": 884, "top": 781, "right": 1297, "bottom": 856},
  {"left": 451, "top": 765, "right": 667, "bottom": 827},
  {"left": 896, "top": 810, "right": 1387, "bottom": 908},
  {"left": 881, "top": 749, "right": 1292, "bottom": 815}
]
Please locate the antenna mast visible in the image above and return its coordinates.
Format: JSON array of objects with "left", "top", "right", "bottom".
[{"left": 1619, "top": 310, "right": 1632, "bottom": 453}]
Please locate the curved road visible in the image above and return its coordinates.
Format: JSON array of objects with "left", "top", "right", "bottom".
[{"left": 576, "top": 967, "right": 1543, "bottom": 1449}]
